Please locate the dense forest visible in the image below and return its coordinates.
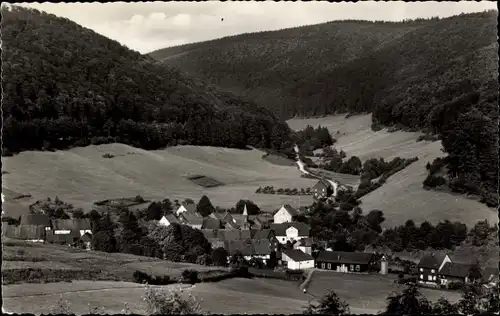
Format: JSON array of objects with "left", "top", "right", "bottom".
[
  {"left": 152, "top": 11, "right": 498, "bottom": 206},
  {"left": 1, "top": 5, "right": 291, "bottom": 155}
]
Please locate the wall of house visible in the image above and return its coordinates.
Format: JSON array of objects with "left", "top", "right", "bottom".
[
  {"left": 298, "top": 246, "right": 312, "bottom": 255},
  {"left": 418, "top": 267, "right": 438, "bottom": 283},
  {"left": 54, "top": 230, "right": 71, "bottom": 235},
  {"left": 316, "top": 261, "right": 369, "bottom": 273},
  {"left": 159, "top": 217, "right": 171, "bottom": 227},
  {"left": 274, "top": 208, "right": 292, "bottom": 224},
  {"left": 79, "top": 229, "right": 92, "bottom": 236}
]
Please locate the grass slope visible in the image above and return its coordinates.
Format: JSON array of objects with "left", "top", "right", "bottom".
[
  {"left": 2, "top": 144, "right": 342, "bottom": 214},
  {"left": 287, "top": 114, "right": 497, "bottom": 228},
  {"left": 307, "top": 271, "right": 462, "bottom": 313}
]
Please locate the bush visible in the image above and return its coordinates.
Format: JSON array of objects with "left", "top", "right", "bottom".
[
  {"left": 143, "top": 285, "right": 202, "bottom": 315},
  {"left": 1, "top": 268, "right": 119, "bottom": 285},
  {"left": 102, "top": 153, "right": 115, "bottom": 158},
  {"left": 447, "top": 281, "right": 465, "bottom": 291},
  {"left": 181, "top": 269, "right": 199, "bottom": 284},
  {"left": 133, "top": 270, "right": 173, "bottom": 285},
  {"left": 423, "top": 174, "right": 446, "bottom": 188}
]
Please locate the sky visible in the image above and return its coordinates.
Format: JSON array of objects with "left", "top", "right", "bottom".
[{"left": 16, "top": 1, "right": 498, "bottom": 54}]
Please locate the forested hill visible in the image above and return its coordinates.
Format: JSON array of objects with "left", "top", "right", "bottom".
[
  {"left": 152, "top": 11, "right": 498, "bottom": 206},
  {"left": 151, "top": 11, "right": 497, "bottom": 121},
  {"left": 1, "top": 5, "right": 291, "bottom": 155}
]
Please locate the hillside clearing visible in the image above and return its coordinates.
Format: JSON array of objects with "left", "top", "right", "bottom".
[
  {"left": 287, "top": 114, "right": 497, "bottom": 227},
  {"left": 2, "top": 144, "right": 320, "bottom": 214}
]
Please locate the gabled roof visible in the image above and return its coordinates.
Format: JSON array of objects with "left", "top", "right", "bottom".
[
  {"left": 162, "top": 214, "right": 179, "bottom": 224},
  {"left": 283, "top": 249, "right": 314, "bottom": 262},
  {"left": 252, "top": 229, "right": 275, "bottom": 240},
  {"left": 178, "top": 203, "right": 197, "bottom": 213},
  {"left": 52, "top": 219, "right": 91, "bottom": 231},
  {"left": 313, "top": 179, "right": 331, "bottom": 189},
  {"left": 253, "top": 239, "right": 272, "bottom": 256},
  {"left": 225, "top": 238, "right": 272, "bottom": 256},
  {"left": 439, "top": 262, "right": 471, "bottom": 278},
  {"left": 418, "top": 253, "right": 446, "bottom": 269},
  {"left": 20, "top": 214, "right": 51, "bottom": 227},
  {"left": 271, "top": 222, "right": 310, "bottom": 236},
  {"left": 202, "top": 217, "right": 222, "bottom": 230},
  {"left": 179, "top": 211, "right": 203, "bottom": 226},
  {"left": 316, "top": 251, "right": 374, "bottom": 265},
  {"left": 274, "top": 204, "right": 299, "bottom": 217}
]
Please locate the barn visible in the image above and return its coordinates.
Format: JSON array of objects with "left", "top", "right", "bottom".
[
  {"left": 282, "top": 249, "right": 315, "bottom": 270},
  {"left": 316, "top": 251, "right": 375, "bottom": 273}
]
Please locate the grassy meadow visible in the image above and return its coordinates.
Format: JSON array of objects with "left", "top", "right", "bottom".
[
  {"left": 306, "top": 270, "right": 463, "bottom": 313},
  {"left": 287, "top": 114, "right": 497, "bottom": 228},
  {"left": 2, "top": 144, "right": 321, "bottom": 215}
]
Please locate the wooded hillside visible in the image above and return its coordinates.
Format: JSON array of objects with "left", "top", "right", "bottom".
[
  {"left": 151, "top": 11, "right": 498, "bottom": 206},
  {"left": 1, "top": 5, "right": 291, "bottom": 154}
]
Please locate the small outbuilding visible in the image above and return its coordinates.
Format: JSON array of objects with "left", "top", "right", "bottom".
[
  {"left": 316, "top": 251, "right": 374, "bottom": 273},
  {"left": 282, "top": 249, "right": 315, "bottom": 270}
]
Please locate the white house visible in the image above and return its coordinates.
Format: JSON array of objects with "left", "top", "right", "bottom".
[
  {"left": 271, "top": 222, "right": 310, "bottom": 244},
  {"left": 175, "top": 203, "right": 197, "bottom": 216},
  {"left": 282, "top": 249, "right": 315, "bottom": 270},
  {"left": 52, "top": 219, "right": 92, "bottom": 236},
  {"left": 159, "top": 214, "right": 180, "bottom": 227},
  {"left": 273, "top": 204, "right": 299, "bottom": 224}
]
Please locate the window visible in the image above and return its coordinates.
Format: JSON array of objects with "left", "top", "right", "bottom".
[
  {"left": 420, "top": 268, "right": 423, "bottom": 272},
  {"left": 327, "top": 263, "right": 331, "bottom": 269},
  {"left": 350, "top": 265, "right": 354, "bottom": 271},
  {"left": 420, "top": 274, "right": 424, "bottom": 279},
  {"left": 428, "top": 275, "right": 432, "bottom": 281},
  {"left": 432, "top": 276, "right": 436, "bottom": 281},
  {"left": 355, "top": 265, "right": 360, "bottom": 272},
  {"left": 321, "top": 263, "right": 325, "bottom": 269},
  {"left": 431, "top": 269, "right": 435, "bottom": 273}
]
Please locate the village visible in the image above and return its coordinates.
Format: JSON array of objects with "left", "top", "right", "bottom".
[{"left": 2, "top": 176, "right": 498, "bottom": 293}]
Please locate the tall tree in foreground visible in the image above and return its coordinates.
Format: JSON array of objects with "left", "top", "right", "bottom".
[
  {"left": 383, "top": 283, "right": 432, "bottom": 315},
  {"left": 303, "top": 290, "right": 350, "bottom": 315}
]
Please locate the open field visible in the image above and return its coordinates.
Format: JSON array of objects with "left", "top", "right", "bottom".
[
  {"left": 2, "top": 144, "right": 323, "bottom": 215},
  {"left": 1, "top": 238, "right": 228, "bottom": 282},
  {"left": 287, "top": 114, "right": 497, "bottom": 228},
  {"left": 2, "top": 277, "right": 376, "bottom": 315},
  {"left": 306, "top": 270, "right": 463, "bottom": 313}
]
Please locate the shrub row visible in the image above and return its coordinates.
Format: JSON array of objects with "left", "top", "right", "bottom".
[
  {"left": 133, "top": 270, "right": 174, "bottom": 285},
  {"left": 2, "top": 268, "right": 121, "bottom": 285},
  {"left": 256, "top": 186, "right": 312, "bottom": 196}
]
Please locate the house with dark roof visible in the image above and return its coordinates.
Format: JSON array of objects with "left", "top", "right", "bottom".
[
  {"left": 417, "top": 253, "right": 450, "bottom": 285},
  {"left": 3, "top": 224, "right": 47, "bottom": 242},
  {"left": 20, "top": 214, "right": 52, "bottom": 230},
  {"left": 438, "top": 262, "right": 473, "bottom": 285},
  {"left": 47, "top": 229, "right": 81, "bottom": 245},
  {"left": 273, "top": 204, "right": 299, "bottom": 224},
  {"left": 316, "top": 251, "right": 375, "bottom": 273},
  {"left": 282, "top": 249, "right": 315, "bottom": 270},
  {"left": 159, "top": 214, "right": 179, "bottom": 227},
  {"left": 178, "top": 211, "right": 203, "bottom": 229},
  {"left": 270, "top": 222, "right": 310, "bottom": 244},
  {"left": 52, "top": 219, "right": 92, "bottom": 236},
  {"left": 312, "top": 179, "right": 334, "bottom": 201},
  {"left": 225, "top": 238, "right": 273, "bottom": 263},
  {"left": 202, "top": 217, "right": 222, "bottom": 230}
]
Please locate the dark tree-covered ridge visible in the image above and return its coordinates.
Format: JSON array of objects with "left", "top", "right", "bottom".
[{"left": 1, "top": 5, "right": 291, "bottom": 154}]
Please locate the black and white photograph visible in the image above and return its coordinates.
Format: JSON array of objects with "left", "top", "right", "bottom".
[{"left": 1, "top": 0, "right": 498, "bottom": 314}]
